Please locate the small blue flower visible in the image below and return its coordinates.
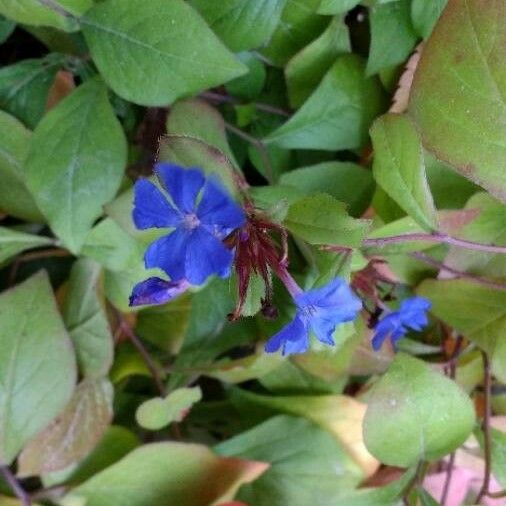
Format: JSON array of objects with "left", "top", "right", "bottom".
[
  {"left": 129, "top": 277, "right": 190, "bottom": 307},
  {"left": 265, "top": 277, "right": 362, "bottom": 356},
  {"left": 133, "top": 163, "right": 245, "bottom": 286},
  {"left": 371, "top": 296, "right": 431, "bottom": 351}
]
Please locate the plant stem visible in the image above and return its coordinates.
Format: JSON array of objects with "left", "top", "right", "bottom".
[
  {"left": 476, "top": 351, "right": 492, "bottom": 504},
  {"left": 200, "top": 91, "right": 290, "bottom": 117},
  {"left": 440, "top": 452, "right": 456, "bottom": 506},
  {"left": 488, "top": 490, "right": 506, "bottom": 498},
  {"left": 224, "top": 122, "right": 275, "bottom": 184},
  {"left": 0, "top": 466, "right": 31, "bottom": 506},
  {"left": 36, "top": 0, "right": 73, "bottom": 17},
  {"left": 116, "top": 317, "right": 167, "bottom": 397},
  {"left": 410, "top": 252, "right": 506, "bottom": 291},
  {"left": 363, "top": 232, "right": 506, "bottom": 254}
]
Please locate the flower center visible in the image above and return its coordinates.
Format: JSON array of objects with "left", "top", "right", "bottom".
[
  {"left": 182, "top": 213, "right": 200, "bottom": 230},
  {"left": 299, "top": 304, "right": 318, "bottom": 318}
]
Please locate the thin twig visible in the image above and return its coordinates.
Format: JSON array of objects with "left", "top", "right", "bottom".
[
  {"left": 410, "top": 252, "right": 506, "bottom": 291},
  {"left": 488, "top": 490, "right": 506, "bottom": 498},
  {"left": 200, "top": 91, "right": 290, "bottom": 117},
  {"left": 363, "top": 232, "right": 506, "bottom": 254},
  {"left": 224, "top": 122, "right": 275, "bottom": 184},
  {"left": 0, "top": 466, "right": 31, "bottom": 506},
  {"left": 476, "top": 351, "right": 492, "bottom": 503},
  {"left": 8, "top": 247, "right": 70, "bottom": 286},
  {"left": 440, "top": 452, "right": 456, "bottom": 506},
  {"left": 116, "top": 317, "right": 167, "bottom": 397}
]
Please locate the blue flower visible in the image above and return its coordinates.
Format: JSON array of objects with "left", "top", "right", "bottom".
[
  {"left": 265, "top": 277, "right": 362, "bottom": 356},
  {"left": 133, "top": 163, "right": 245, "bottom": 286},
  {"left": 129, "top": 277, "right": 190, "bottom": 307},
  {"left": 371, "top": 296, "right": 431, "bottom": 351}
]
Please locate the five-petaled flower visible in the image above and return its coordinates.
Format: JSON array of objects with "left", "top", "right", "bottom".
[
  {"left": 371, "top": 296, "right": 431, "bottom": 351},
  {"left": 132, "top": 163, "right": 245, "bottom": 287},
  {"left": 265, "top": 277, "right": 362, "bottom": 356}
]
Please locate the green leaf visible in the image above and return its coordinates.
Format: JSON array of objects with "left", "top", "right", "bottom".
[
  {"left": 0, "top": 110, "right": 42, "bottom": 222},
  {"left": 166, "top": 98, "right": 237, "bottom": 168},
  {"left": 262, "top": 0, "right": 328, "bottom": 66},
  {"left": 284, "top": 193, "right": 370, "bottom": 247},
  {"left": 410, "top": 0, "right": 447, "bottom": 38},
  {"left": 17, "top": 378, "right": 113, "bottom": 477},
  {"left": 26, "top": 79, "right": 127, "bottom": 253},
  {"left": 158, "top": 135, "right": 238, "bottom": 197},
  {"left": 225, "top": 52, "right": 266, "bottom": 101},
  {"left": 0, "top": 15, "right": 15, "bottom": 43},
  {"left": 0, "top": 272, "right": 77, "bottom": 465},
  {"left": 215, "top": 415, "right": 363, "bottom": 506},
  {"left": 409, "top": 0, "right": 506, "bottom": 202},
  {"left": 286, "top": 16, "right": 350, "bottom": 107},
  {"left": 318, "top": 0, "right": 360, "bottom": 15},
  {"left": 363, "top": 353, "right": 475, "bottom": 467},
  {"left": 370, "top": 113, "right": 437, "bottom": 231},
  {"left": 136, "top": 387, "right": 202, "bottom": 431},
  {"left": 366, "top": 0, "right": 417, "bottom": 75},
  {"left": 266, "top": 55, "right": 386, "bottom": 150},
  {"left": 82, "top": 0, "right": 246, "bottom": 106},
  {"left": 0, "top": 227, "right": 53, "bottom": 264},
  {"left": 0, "top": 54, "right": 64, "bottom": 129},
  {"left": 0, "top": 0, "right": 91, "bottom": 31},
  {"left": 62, "top": 259, "right": 114, "bottom": 378},
  {"left": 61, "top": 442, "right": 268, "bottom": 506},
  {"left": 190, "top": 0, "right": 286, "bottom": 52},
  {"left": 280, "top": 161, "right": 374, "bottom": 217},
  {"left": 417, "top": 279, "right": 506, "bottom": 382},
  {"left": 442, "top": 192, "right": 506, "bottom": 278}
]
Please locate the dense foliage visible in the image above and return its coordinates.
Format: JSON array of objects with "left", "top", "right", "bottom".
[{"left": 0, "top": 0, "right": 505, "bottom": 505}]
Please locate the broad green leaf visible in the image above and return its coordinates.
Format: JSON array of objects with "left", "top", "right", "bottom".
[
  {"left": 318, "top": 0, "right": 360, "bottom": 15},
  {"left": 136, "top": 387, "right": 202, "bottom": 431},
  {"left": 158, "top": 135, "right": 238, "bottom": 197},
  {"left": 42, "top": 426, "right": 139, "bottom": 487},
  {"left": 366, "top": 0, "right": 417, "bottom": 75},
  {"left": 370, "top": 113, "right": 437, "bottom": 231},
  {"left": 136, "top": 294, "right": 191, "bottom": 353},
  {"left": 0, "top": 15, "right": 15, "bottom": 43},
  {"left": 425, "top": 152, "right": 477, "bottom": 209},
  {"left": 417, "top": 279, "right": 506, "bottom": 382},
  {"left": 215, "top": 415, "right": 363, "bottom": 506},
  {"left": 0, "top": 110, "right": 42, "bottom": 222},
  {"left": 410, "top": 0, "right": 447, "bottom": 38},
  {"left": 443, "top": 192, "right": 506, "bottom": 278},
  {"left": 225, "top": 52, "right": 266, "bottom": 101},
  {"left": 0, "top": 0, "right": 91, "bottom": 31},
  {"left": 18, "top": 378, "right": 113, "bottom": 477},
  {"left": 0, "top": 272, "right": 76, "bottom": 465},
  {"left": 82, "top": 0, "right": 246, "bottom": 106},
  {"left": 286, "top": 16, "right": 350, "bottom": 107},
  {"left": 409, "top": 0, "right": 506, "bottom": 202},
  {"left": 26, "top": 79, "right": 127, "bottom": 253},
  {"left": 284, "top": 193, "right": 370, "bottom": 247},
  {"left": 363, "top": 354, "right": 475, "bottom": 467},
  {"left": 490, "top": 428, "right": 506, "bottom": 488},
  {"left": 266, "top": 55, "right": 386, "bottom": 150},
  {"left": 0, "top": 227, "right": 53, "bottom": 264},
  {"left": 261, "top": 0, "right": 328, "bottom": 66},
  {"left": 0, "top": 54, "right": 64, "bottom": 129},
  {"left": 62, "top": 442, "right": 268, "bottom": 506},
  {"left": 280, "top": 161, "right": 374, "bottom": 217},
  {"left": 166, "top": 98, "right": 237, "bottom": 167},
  {"left": 190, "top": 0, "right": 286, "bottom": 52},
  {"left": 230, "top": 390, "right": 378, "bottom": 478},
  {"left": 62, "top": 259, "right": 114, "bottom": 378}
]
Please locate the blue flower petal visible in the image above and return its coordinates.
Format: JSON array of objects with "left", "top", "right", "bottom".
[
  {"left": 144, "top": 228, "right": 189, "bottom": 281},
  {"left": 309, "top": 315, "right": 336, "bottom": 346},
  {"left": 265, "top": 316, "right": 308, "bottom": 356},
  {"left": 296, "top": 277, "right": 362, "bottom": 321},
  {"left": 184, "top": 227, "right": 233, "bottom": 285},
  {"left": 129, "top": 277, "right": 189, "bottom": 306},
  {"left": 132, "top": 179, "right": 180, "bottom": 230},
  {"left": 155, "top": 163, "right": 205, "bottom": 214},
  {"left": 197, "top": 178, "right": 245, "bottom": 236},
  {"left": 399, "top": 296, "right": 431, "bottom": 313},
  {"left": 371, "top": 314, "right": 400, "bottom": 351}
]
